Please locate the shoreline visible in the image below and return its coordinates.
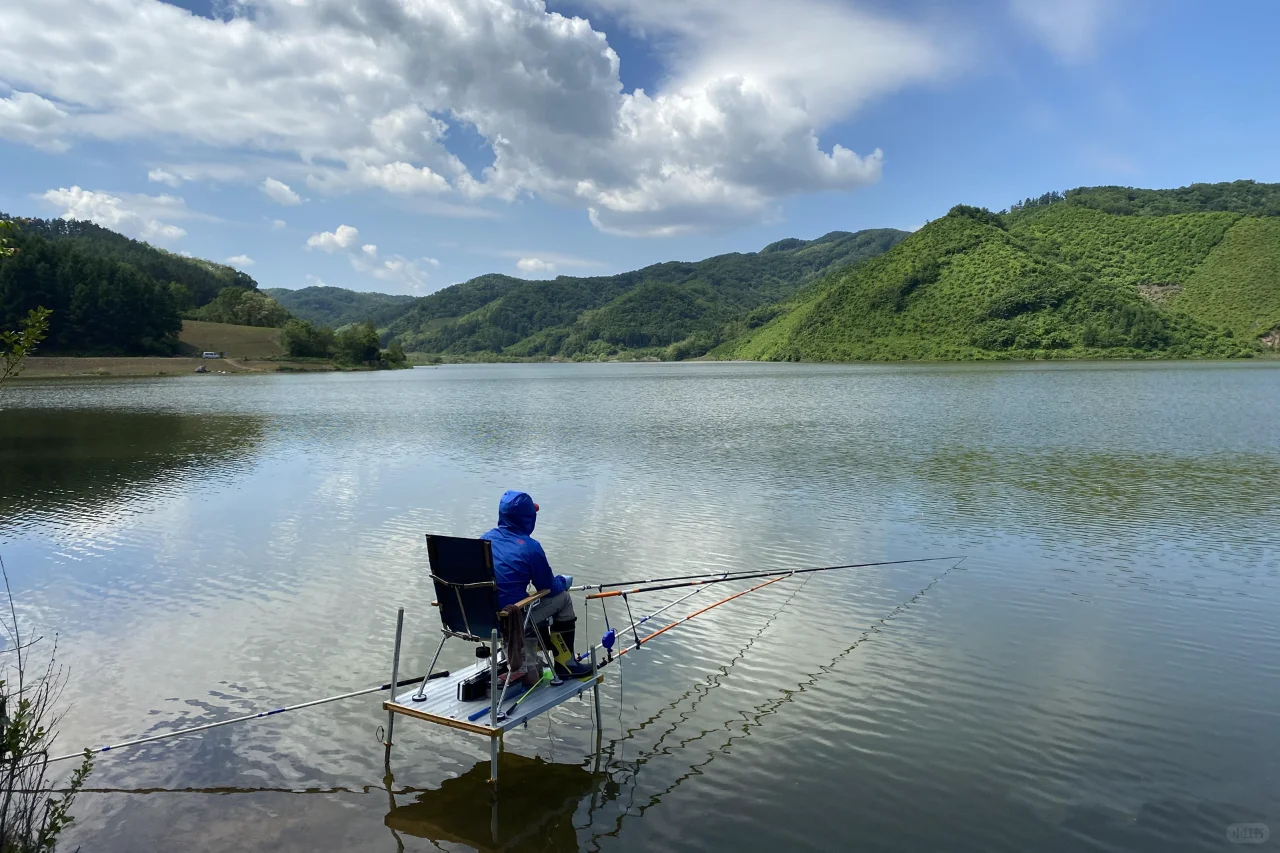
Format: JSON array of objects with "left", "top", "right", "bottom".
[
  {"left": 412, "top": 352, "right": 1280, "bottom": 366},
  {"left": 15, "top": 356, "right": 339, "bottom": 379},
  {"left": 15, "top": 352, "right": 1278, "bottom": 379}
]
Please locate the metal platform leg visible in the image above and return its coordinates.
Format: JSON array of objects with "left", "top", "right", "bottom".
[
  {"left": 489, "top": 627, "right": 499, "bottom": 794},
  {"left": 591, "top": 645, "right": 603, "bottom": 746},
  {"left": 490, "top": 735, "right": 499, "bottom": 795},
  {"left": 384, "top": 607, "right": 405, "bottom": 768}
]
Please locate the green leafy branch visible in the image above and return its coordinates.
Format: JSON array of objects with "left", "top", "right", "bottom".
[{"left": 1, "top": 308, "right": 52, "bottom": 385}]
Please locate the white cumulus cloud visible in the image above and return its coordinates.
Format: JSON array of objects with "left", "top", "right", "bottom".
[
  {"left": 147, "top": 168, "right": 183, "bottom": 187},
  {"left": 496, "top": 249, "right": 601, "bottom": 270},
  {"left": 39, "top": 186, "right": 191, "bottom": 243},
  {"left": 0, "top": 0, "right": 953, "bottom": 236},
  {"left": 336, "top": 161, "right": 451, "bottom": 195},
  {"left": 0, "top": 91, "right": 68, "bottom": 150},
  {"left": 516, "top": 257, "right": 556, "bottom": 275},
  {"left": 225, "top": 254, "right": 255, "bottom": 267},
  {"left": 305, "top": 224, "right": 359, "bottom": 252},
  {"left": 261, "top": 177, "right": 301, "bottom": 205},
  {"left": 349, "top": 250, "right": 432, "bottom": 293}
]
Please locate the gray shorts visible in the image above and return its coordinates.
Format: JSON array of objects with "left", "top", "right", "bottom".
[{"left": 530, "top": 590, "right": 574, "bottom": 625}]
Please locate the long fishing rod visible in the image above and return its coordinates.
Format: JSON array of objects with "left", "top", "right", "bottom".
[
  {"left": 570, "top": 556, "right": 957, "bottom": 595},
  {"left": 48, "top": 672, "right": 448, "bottom": 764},
  {"left": 576, "top": 571, "right": 727, "bottom": 664},
  {"left": 584, "top": 556, "right": 960, "bottom": 600},
  {"left": 595, "top": 573, "right": 793, "bottom": 665}
]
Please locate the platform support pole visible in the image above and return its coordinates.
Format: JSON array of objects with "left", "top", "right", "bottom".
[
  {"left": 591, "top": 644, "right": 603, "bottom": 745},
  {"left": 384, "top": 607, "right": 405, "bottom": 768},
  {"left": 489, "top": 627, "right": 500, "bottom": 793}
]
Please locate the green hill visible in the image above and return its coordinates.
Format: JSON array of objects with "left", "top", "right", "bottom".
[
  {"left": 265, "top": 286, "right": 417, "bottom": 329},
  {"left": 1172, "top": 217, "right": 1280, "bottom": 339},
  {"left": 714, "top": 183, "right": 1280, "bottom": 362},
  {"left": 1, "top": 214, "right": 280, "bottom": 355},
  {"left": 388, "top": 229, "right": 907, "bottom": 360},
  {"left": 2, "top": 214, "right": 258, "bottom": 308}
]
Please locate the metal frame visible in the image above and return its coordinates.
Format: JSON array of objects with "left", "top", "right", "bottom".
[
  {"left": 388, "top": 532, "right": 596, "bottom": 792},
  {"left": 386, "top": 532, "right": 606, "bottom": 788}
]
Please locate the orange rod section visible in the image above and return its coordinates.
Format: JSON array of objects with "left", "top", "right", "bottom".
[{"left": 613, "top": 574, "right": 790, "bottom": 657}]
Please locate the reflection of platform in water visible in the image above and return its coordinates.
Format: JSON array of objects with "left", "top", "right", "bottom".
[
  {"left": 385, "top": 753, "right": 598, "bottom": 852},
  {"left": 384, "top": 658, "right": 602, "bottom": 735}
]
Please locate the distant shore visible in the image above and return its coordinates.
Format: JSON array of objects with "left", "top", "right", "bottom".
[
  {"left": 18, "top": 351, "right": 1278, "bottom": 378},
  {"left": 17, "top": 356, "right": 338, "bottom": 378}
]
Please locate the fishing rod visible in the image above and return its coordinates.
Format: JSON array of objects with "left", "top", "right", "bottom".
[
  {"left": 576, "top": 571, "right": 728, "bottom": 664},
  {"left": 584, "top": 556, "right": 960, "bottom": 600},
  {"left": 48, "top": 672, "right": 449, "bottom": 764},
  {"left": 595, "top": 573, "right": 793, "bottom": 665}
]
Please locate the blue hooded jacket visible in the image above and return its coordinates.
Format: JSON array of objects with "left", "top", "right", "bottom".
[{"left": 482, "top": 491, "right": 564, "bottom": 609}]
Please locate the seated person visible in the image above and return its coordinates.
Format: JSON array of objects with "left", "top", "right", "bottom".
[{"left": 482, "top": 490, "right": 592, "bottom": 681}]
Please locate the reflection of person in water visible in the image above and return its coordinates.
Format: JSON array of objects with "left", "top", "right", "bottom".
[{"left": 384, "top": 752, "right": 598, "bottom": 852}]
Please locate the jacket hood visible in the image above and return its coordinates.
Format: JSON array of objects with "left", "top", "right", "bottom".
[{"left": 496, "top": 490, "right": 537, "bottom": 535}]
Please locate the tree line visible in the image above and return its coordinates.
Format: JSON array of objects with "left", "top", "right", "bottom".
[
  {"left": 6, "top": 214, "right": 256, "bottom": 306},
  {"left": 0, "top": 217, "right": 298, "bottom": 354},
  {"left": 281, "top": 318, "right": 407, "bottom": 368},
  {"left": 0, "top": 231, "right": 183, "bottom": 354}
]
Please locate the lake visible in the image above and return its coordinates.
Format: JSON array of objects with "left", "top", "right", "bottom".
[{"left": 2, "top": 361, "right": 1278, "bottom": 852}]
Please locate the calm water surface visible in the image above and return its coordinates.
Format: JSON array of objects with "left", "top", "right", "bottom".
[{"left": 1, "top": 361, "right": 1278, "bottom": 852}]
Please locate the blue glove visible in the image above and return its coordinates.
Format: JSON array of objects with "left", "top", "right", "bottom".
[{"left": 551, "top": 574, "right": 572, "bottom": 595}]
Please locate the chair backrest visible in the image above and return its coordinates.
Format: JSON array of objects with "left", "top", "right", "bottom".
[{"left": 425, "top": 534, "right": 500, "bottom": 642}]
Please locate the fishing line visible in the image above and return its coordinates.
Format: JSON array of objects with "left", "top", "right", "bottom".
[
  {"left": 584, "top": 557, "right": 967, "bottom": 846},
  {"left": 746, "top": 557, "right": 966, "bottom": 747},
  {"left": 580, "top": 566, "right": 818, "bottom": 843}
]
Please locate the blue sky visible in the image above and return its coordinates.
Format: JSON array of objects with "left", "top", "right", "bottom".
[{"left": 1, "top": 0, "right": 1277, "bottom": 295}]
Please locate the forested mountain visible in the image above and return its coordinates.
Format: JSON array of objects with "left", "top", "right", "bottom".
[
  {"left": 9, "top": 179, "right": 1274, "bottom": 362},
  {"left": 715, "top": 181, "right": 1280, "bottom": 362},
  {"left": 0, "top": 214, "right": 277, "bottom": 354},
  {"left": 265, "top": 285, "right": 416, "bottom": 329},
  {"left": 3, "top": 215, "right": 259, "bottom": 309},
  {"left": 387, "top": 229, "right": 908, "bottom": 359},
  {"left": 0, "top": 231, "right": 181, "bottom": 354}
]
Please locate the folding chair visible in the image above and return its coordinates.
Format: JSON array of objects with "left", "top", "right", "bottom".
[{"left": 411, "top": 534, "right": 554, "bottom": 706}]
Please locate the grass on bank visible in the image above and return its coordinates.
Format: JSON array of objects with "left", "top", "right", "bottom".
[{"left": 177, "top": 320, "right": 285, "bottom": 359}]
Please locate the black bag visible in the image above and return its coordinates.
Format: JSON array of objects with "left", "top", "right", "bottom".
[{"left": 458, "top": 669, "right": 491, "bottom": 702}]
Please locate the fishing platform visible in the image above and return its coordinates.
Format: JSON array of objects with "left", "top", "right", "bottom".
[
  {"left": 53, "top": 545, "right": 961, "bottom": 790},
  {"left": 381, "top": 534, "right": 605, "bottom": 788},
  {"left": 384, "top": 661, "right": 600, "bottom": 737}
]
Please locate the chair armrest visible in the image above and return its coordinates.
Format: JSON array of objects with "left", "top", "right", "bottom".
[{"left": 500, "top": 589, "right": 548, "bottom": 616}]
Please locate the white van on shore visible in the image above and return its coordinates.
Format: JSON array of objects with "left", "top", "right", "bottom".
[{"left": 201, "top": 351, "right": 220, "bottom": 359}]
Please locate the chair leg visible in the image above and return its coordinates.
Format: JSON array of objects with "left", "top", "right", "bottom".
[
  {"left": 411, "top": 635, "right": 447, "bottom": 701},
  {"left": 524, "top": 602, "right": 562, "bottom": 683},
  {"left": 532, "top": 623, "right": 560, "bottom": 685}
]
